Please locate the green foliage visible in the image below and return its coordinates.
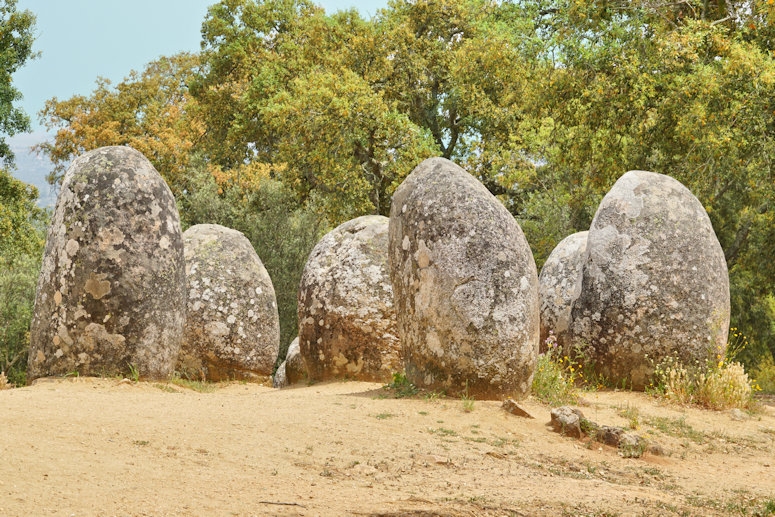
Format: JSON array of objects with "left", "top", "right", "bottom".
[
  {"left": 0, "top": 167, "right": 44, "bottom": 261},
  {"left": 0, "top": 170, "right": 45, "bottom": 386},
  {"left": 384, "top": 371, "right": 418, "bottom": 398},
  {"left": 0, "top": 0, "right": 36, "bottom": 165},
  {"left": 0, "top": 249, "right": 42, "bottom": 386},
  {"left": 752, "top": 354, "right": 775, "bottom": 394},
  {"left": 531, "top": 354, "right": 578, "bottom": 407}
]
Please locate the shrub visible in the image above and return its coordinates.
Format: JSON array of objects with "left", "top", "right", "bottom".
[
  {"left": 532, "top": 331, "right": 578, "bottom": 405},
  {"left": 649, "top": 353, "right": 757, "bottom": 410},
  {"left": 0, "top": 252, "right": 42, "bottom": 386},
  {"left": 752, "top": 354, "right": 775, "bottom": 394},
  {"left": 695, "top": 362, "right": 753, "bottom": 410}
]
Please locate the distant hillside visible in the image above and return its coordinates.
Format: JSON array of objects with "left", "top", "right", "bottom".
[{"left": 7, "top": 132, "right": 60, "bottom": 208}]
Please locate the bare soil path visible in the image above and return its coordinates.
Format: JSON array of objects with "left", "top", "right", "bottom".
[{"left": 1, "top": 378, "right": 774, "bottom": 516}]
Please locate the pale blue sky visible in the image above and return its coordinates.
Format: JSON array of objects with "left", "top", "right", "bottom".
[{"left": 14, "top": 0, "right": 389, "bottom": 134}]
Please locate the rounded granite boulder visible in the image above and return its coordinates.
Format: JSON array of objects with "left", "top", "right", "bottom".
[
  {"left": 538, "top": 231, "right": 588, "bottom": 353},
  {"left": 388, "top": 157, "right": 540, "bottom": 399},
  {"left": 180, "top": 224, "right": 279, "bottom": 381},
  {"left": 28, "top": 146, "right": 185, "bottom": 381},
  {"left": 298, "top": 215, "right": 400, "bottom": 382},
  {"left": 570, "top": 170, "right": 730, "bottom": 389}
]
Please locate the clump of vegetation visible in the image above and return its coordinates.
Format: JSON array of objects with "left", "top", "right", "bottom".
[
  {"left": 648, "top": 331, "right": 759, "bottom": 410},
  {"left": 169, "top": 374, "right": 216, "bottom": 393},
  {"left": 384, "top": 371, "right": 419, "bottom": 398},
  {"left": 461, "top": 382, "right": 475, "bottom": 412},
  {"left": 752, "top": 354, "right": 775, "bottom": 394},
  {"left": 531, "top": 331, "right": 579, "bottom": 406}
]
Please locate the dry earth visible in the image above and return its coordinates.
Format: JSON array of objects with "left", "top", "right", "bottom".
[{"left": 1, "top": 377, "right": 774, "bottom": 516}]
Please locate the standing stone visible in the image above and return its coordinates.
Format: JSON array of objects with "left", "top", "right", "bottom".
[
  {"left": 388, "top": 157, "right": 539, "bottom": 399},
  {"left": 570, "top": 170, "right": 730, "bottom": 389},
  {"left": 538, "top": 231, "right": 588, "bottom": 353},
  {"left": 180, "top": 224, "right": 279, "bottom": 381},
  {"left": 28, "top": 146, "right": 185, "bottom": 381},
  {"left": 298, "top": 215, "right": 400, "bottom": 382}
]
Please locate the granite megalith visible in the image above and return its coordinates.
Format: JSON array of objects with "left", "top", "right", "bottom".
[
  {"left": 180, "top": 224, "right": 279, "bottom": 381},
  {"left": 570, "top": 170, "right": 730, "bottom": 389},
  {"left": 388, "top": 157, "right": 540, "bottom": 399},
  {"left": 538, "top": 231, "right": 588, "bottom": 353},
  {"left": 298, "top": 215, "right": 400, "bottom": 382},
  {"left": 28, "top": 146, "right": 185, "bottom": 381}
]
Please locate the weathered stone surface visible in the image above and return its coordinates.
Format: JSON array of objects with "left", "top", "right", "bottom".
[
  {"left": 538, "top": 231, "right": 588, "bottom": 353},
  {"left": 618, "top": 432, "right": 648, "bottom": 458},
  {"left": 502, "top": 398, "right": 534, "bottom": 419},
  {"left": 273, "top": 337, "right": 306, "bottom": 388},
  {"left": 180, "top": 224, "right": 279, "bottom": 381},
  {"left": 284, "top": 337, "right": 306, "bottom": 385},
  {"left": 272, "top": 361, "right": 288, "bottom": 388},
  {"left": 28, "top": 146, "right": 185, "bottom": 381},
  {"left": 298, "top": 215, "right": 400, "bottom": 382},
  {"left": 570, "top": 170, "right": 730, "bottom": 390},
  {"left": 550, "top": 406, "right": 584, "bottom": 438},
  {"left": 388, "top": 157, "right": 540, "bottom": 399}
]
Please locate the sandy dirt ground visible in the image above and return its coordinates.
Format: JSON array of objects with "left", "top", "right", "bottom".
[{"left": 1, "top": 377, "right": 774, "bottom": 516}]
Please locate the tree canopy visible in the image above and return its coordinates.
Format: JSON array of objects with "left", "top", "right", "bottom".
[
  {"left": 37, "top": 0, "right": 775, "bottom": 366},
  {"left": 0, "top": 0, "right": 36, "bottom": 165}
]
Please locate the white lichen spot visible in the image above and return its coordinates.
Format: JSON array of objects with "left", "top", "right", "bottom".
[
  {"left": 255, "top": 286, "right": 263, "bottom": 295},
  {"left": 159, "top": 235, "right": 170, "bottom": 250},
  {"left": 402, "top": 235, "right": 410, "bottom": 251},
  {"left": 54, "top": 348, "right": 64, "bottom": 358},
  {"left": 65, "top": 239, "right": 80, "bottom": 257},
  {"left": 227, "top": 315, "right": 236, "bottom": 325}
]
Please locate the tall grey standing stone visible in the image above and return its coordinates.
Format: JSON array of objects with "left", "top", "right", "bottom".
[
  {"left": 298, "top": 215, "right": 400, "bottom": 382},
  {"left": 28, "top": 146, "right": 185, "bottom": 381},
  {"left": 180, "top": 224, "right": 279, "bottom": 381},
  {"left": 570, "top": 170, "right": 730, "bottom": 390},
  {"left": 388, "top": 157, "right": 540, "bottom": 399},
  {"left": 538, "top": 231, "right": 588, "bottom": 353}
]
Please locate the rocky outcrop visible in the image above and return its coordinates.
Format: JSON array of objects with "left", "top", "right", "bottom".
[
  {"left": 538, "top": 231, "right": 588, "bottom": 353},
  {"left": 28, "top": 146, "right": 185, "bottom": 381},
  {"left": 298, "top": 216, "right": 400, "bottom": 382},
  {"left": 570, "top": 170, "right": 730, "bottom": 389},
  {"left": 180, "top": 224, "right": 279, "bottom": 381},
  {"left": 388, "top": 157, "right": 540, "bottom": 399}
]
